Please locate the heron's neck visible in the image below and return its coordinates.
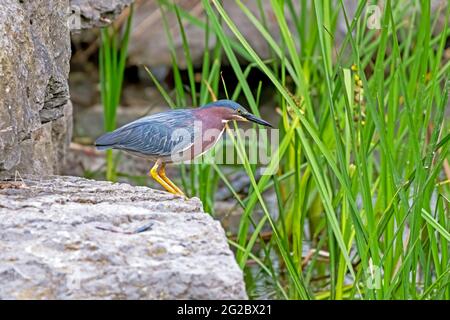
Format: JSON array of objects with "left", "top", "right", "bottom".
[{"left": 194, "top": 107, "right": 228, "bottom": 131}]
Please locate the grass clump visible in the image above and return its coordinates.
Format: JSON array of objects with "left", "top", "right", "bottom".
[
  {"left": 142, "top": 0, "right": 449, "bottom": 299},
  {"left": 99, "top": 5, "right": 134, "bottom": 181}
]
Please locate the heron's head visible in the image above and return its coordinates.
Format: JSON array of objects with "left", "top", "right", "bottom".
[{"left": 201, "top": 100, "right": 273, "bottom": 127}]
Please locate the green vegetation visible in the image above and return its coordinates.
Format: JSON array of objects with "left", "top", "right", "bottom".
[
  {"left": 109, "top": 1, "right": 450, "bottom": 299},
  {"left": 99, "top": 5, "right": 134, "bottom": 181}
]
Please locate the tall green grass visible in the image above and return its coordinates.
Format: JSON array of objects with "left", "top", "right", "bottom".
[
  {"left": 147, "top": 0, "right": 449, "bottom": 299},
  {"left": 99, "top": 5, "right": 134, "bottom": 181}
]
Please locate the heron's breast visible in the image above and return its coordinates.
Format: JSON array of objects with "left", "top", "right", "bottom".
[{"left": 170, "top": 119, "right": 225, "bottom": 163}]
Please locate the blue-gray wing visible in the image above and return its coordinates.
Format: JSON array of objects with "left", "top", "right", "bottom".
[{"left": 95, "top": 109, "right": 196, "bottom": 157}]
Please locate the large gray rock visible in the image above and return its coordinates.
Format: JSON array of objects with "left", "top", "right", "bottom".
[
  {"left": 0, "top": 176, "right": 247, "bottom": 299},
  {"left": 0, "top": 0, "right": 134, "bottom": 176},
  {"left": 0, "top": 0, "right": 72, "bottom": 175}
]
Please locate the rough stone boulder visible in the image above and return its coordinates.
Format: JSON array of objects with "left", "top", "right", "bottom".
[
  {"left": 0, "top": 176, "right": 247, "bottom": 299},
  {"left": 0, "top": 0, "right": 72, "bottom": 175},
  {"left": 0, "top": 0, "right": 133, "bottom": 176}
]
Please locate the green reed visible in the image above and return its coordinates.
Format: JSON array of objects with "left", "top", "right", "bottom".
[
  {"left": 146, "top": 0, "right": 449, "bottom": 300},
  {"left": 99, "top": 5, "right": 134, "bottom": 181}
]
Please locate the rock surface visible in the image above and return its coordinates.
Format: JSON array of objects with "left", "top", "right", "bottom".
[
  {"left": 0, "top": 0, "right": 72, "bottom": 175},
  {"left": 0, "top": 176, "right": 247, "bottom": 299},
  {"left": 70, "top": 0, "right": 133, "bottom": 30},
  {"left": 0, "top": 0, "right": 133, "bottom": 176}
]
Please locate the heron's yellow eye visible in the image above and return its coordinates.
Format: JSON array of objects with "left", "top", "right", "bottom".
[{"left": 237, "top": 109, "right": 242, "bottom": 114}]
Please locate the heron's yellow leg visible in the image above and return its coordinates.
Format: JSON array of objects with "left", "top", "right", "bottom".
[
  {"left": 159, "top": 164, "right": 185, "bottom": 196},
  {"left": 149, "top": 161, "right": 177, "bottom": 195}
]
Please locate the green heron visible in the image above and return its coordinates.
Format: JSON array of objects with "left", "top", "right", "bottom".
[{"left": 95, "top": 99, "right": 272, "bottom": 196}]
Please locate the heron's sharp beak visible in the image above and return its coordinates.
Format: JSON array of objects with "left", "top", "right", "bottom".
[{"left": 244, "top": 113, "right": 273, "bottom": 128}]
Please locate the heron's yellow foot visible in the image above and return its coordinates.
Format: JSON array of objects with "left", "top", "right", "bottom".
[
  {"left": 149, "top": 162, "right": 177, "bottom": 195},
  {"left": 149, "top": 161, "right": 186, "bottom": 198},
  {"left": 159, "top": 164, "right": 185, "bottom": 197}
]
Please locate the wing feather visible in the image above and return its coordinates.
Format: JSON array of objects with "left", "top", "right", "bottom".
[{"left": 95, "top": 109, "right": 196, "bottom": 157}]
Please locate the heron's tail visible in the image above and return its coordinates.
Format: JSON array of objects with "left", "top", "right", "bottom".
[{"left": 95, "top": 132, "right": 119, "bottom": 150}]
